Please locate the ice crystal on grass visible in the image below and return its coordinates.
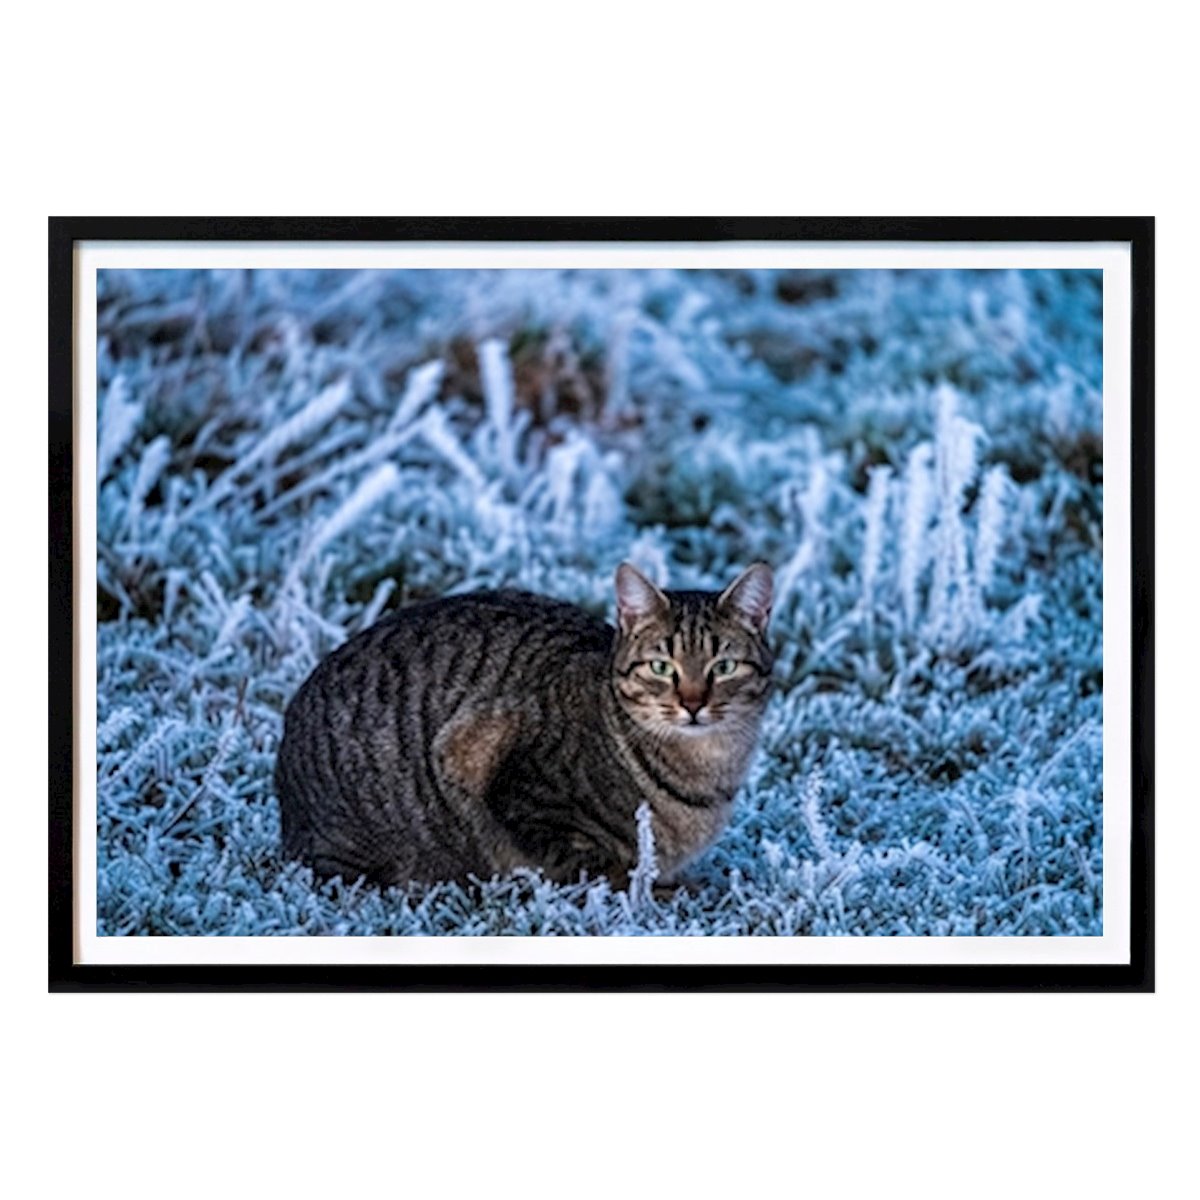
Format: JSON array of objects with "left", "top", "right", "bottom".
[
  {"left": 973, "top": 464, "right": 1011, "bottom": 607},
  {"left": 202, "top": 377, "right": 354, "bottom": 512},
  {"left": 479, "top": 338, "right": 522, "bottom": 485},
  {"left": 628, "top": 802, "right": 660, "bottom": 913},
  {"left": 926, "top": 385, "right": 983, "bottom": 652},
  {"left": 285, "top": 463, "right": 400, "bottom": 593},
  {"left": 859, "top": 464, "right": 891, "bottom": 641},
  {"left": 898, "top": 442, "right": 934, "bottom": 634},
  {"left": 94, "top": 266, "right": 1104, "bottom": 936},
  {"left": 98, "top": 375, "right": 143, "bottom": 484}
]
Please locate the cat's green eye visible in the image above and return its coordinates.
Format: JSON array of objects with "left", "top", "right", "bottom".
[
  {"left": 648, "top": 659, "right": 673, "bottom": 677},
  {"left": 712, "top": 658, "right": 738, "bottom": 677}
]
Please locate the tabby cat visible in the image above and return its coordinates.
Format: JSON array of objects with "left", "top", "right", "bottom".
[{"left": 275, "top": 562, "right": 774, "bottom": 889}]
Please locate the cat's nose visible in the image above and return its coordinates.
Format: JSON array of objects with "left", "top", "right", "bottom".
[{"left": 679, "top": 691, "right": 706, "bottom": 716}]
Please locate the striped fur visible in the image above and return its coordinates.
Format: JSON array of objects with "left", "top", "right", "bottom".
[{"left": 275, "top": 564, "right": 774, "bottom": 888}]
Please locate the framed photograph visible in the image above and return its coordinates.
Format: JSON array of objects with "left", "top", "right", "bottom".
[{"left": 49, "top": 217, "right": 1153, "bottom": 991}]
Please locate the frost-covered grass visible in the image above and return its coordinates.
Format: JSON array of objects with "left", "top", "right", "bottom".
[{"left": 95, "top": 266, "right": 1103, "bottom": 936}]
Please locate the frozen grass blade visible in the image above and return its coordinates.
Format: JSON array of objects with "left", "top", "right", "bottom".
[
  {"left": 860, "top": 464, "right": 891, "bottom": 639},
  {"left": 479, "top": 338, "right": 520, "bottom": 482},
  {"left": 257, "top": 420, "right": 426, "bottom": 519},
  {"left": 123, "top": 435, "right": 172, "bottom": 535},
  {"left": 97, "top": 376, "right": 143, "bottom": 483},
  {"left": 386, "top": 359, "right": 444, "bottom": 434},
  {"left": 628, "top": 802, "right": 659, "bottom": 911},
  {"left": 200, "top": 377, "right": 354, "bottom": 511},
  {"left": 418, "top": 408, "right": 487, "bottom": 492},
  {"left": 775, "top": 454, "right": 831, "bottom": 617},
  {"left": 284, "top": 463, "right": 400, "bottom": 591},
  {"left": 926, "top": 385, "right": 982, "bottom": 651},
  {"left": 800, "top": 771, "right": 831, "bottom": 862},
  {"left": 973, "top": 464, "right": 1011, "bottom": 604},
  {"left": 899, "top": 442, "right": 934, "bottom": 632}
]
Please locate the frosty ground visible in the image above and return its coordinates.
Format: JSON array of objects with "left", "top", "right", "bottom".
[{"left": 95, "top": 266, "right": 1103, "bottom": 935}]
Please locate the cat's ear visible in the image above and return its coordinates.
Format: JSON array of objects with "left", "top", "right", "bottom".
[
  {"left": 615, "top": 562, "right": 669, "bottom": 632},
  {"left": 718, "top": 562, "right": 773, "bottom": 633}
]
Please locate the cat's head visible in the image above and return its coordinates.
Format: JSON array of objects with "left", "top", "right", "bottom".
[{"left": 611, "top": 562, "right": 774, "bottom": 737}]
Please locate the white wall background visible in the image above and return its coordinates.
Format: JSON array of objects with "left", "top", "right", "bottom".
[{"left": 4, "top": 4, "right": 1191, "bottom": 1198}]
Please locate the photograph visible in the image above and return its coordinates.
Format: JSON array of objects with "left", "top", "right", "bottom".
[
  {"left": 50, "top": 219, "right": 1152, "bottom": 988},
  {"left": 21, "top": 16, "right": 1188, "bottom": 1200}
]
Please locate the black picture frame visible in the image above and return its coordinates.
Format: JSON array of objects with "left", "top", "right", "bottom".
[{"left": 50, "top": 216, "right": 1154, "bottom": 992}]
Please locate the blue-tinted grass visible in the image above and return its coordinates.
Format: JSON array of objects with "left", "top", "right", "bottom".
[{"left": 95, "top": 266, "right": 1103, "bottom": 935}]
